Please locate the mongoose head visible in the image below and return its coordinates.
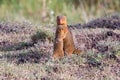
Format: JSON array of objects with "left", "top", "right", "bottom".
[{"left": 56, "top": 15, "right": 67, "bottom": 25}]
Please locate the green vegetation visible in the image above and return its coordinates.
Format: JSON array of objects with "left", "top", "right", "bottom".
[
  {"left": 31, "top": 29, "right": 54, "bottom": 43},
  {"left": 0, "top": 0, "right": 120, "bottom": 24},
  {"left": 0, "top": 0, "right": 120, "bottom": 80}
]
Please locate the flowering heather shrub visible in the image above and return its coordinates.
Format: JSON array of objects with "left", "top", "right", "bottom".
[{"left": 0, "top": 15, "right": 120, "bottom": 79}]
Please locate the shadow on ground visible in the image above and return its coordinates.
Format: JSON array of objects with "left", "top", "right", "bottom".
[
  {"left": 69, "top": 15, "right": 120, "bottom": 29},
  {"left": 0, "top": 41, "right": 35, "bottom": 51},
  {"left": 1, "top": 50, "right": 50, "bottom": 64}
]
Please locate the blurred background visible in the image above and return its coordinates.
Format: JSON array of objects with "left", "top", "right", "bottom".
[{"left": 0, "top": 0, "right": 120, "bottom": 24}]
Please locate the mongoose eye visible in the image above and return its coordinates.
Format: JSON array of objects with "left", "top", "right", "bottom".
[{"left": 61, "top": 28, "right": 64, "bottom": 30}]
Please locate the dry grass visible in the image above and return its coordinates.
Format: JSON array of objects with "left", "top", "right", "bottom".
[{"left": 0, "top": 16, "right": 120, "bottom": 80}]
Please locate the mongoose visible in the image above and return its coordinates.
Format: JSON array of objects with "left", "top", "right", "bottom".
[
  {"left": 53, "top": 24, "right": 68, "bottom": 58},
  {"left": 53, "top": 38, "right": 64, "bottom": 58},
  {"left": 59, "top": 16, "right": 81, "bottom": 55},
  {"left": 53, "top": 15, "right": 82, "bottom": 58}
]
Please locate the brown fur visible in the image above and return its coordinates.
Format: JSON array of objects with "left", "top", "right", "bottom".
[
  {"left": 53, "top": 15, "right": 82, "bottom": 58},
  {"left": 63, "top": 24, "right": 81, "bottom": 55},
  {"left": 56, "top": 16, "right": 67, "bottom": 25},
  {"left": 63, "top": 28, "right": 75, "bottom": 55},
  {"left": 53, "top": 25, "right": 68, "bottom": 58},
  {"left": 53, "top": 39, "right": 64, "bottom": 58}
]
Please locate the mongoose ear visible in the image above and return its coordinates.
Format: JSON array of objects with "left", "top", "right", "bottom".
[
  {"left": 62, "top": 16, "right": 66, "bottom": 20},
  {"left": 56, "top": 16, "right": 60, "bottom": 25}
]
